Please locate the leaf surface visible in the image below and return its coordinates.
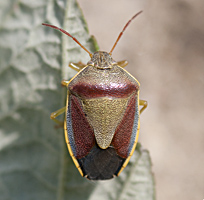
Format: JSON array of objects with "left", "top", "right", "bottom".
[{"left": 0, "top": 0, "right": 155, "bottom": 200}]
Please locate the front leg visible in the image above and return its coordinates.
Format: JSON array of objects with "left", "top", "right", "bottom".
[
  {"left": 69, "top": 62, "right": 86, "bottom": 72},
  {"left": 117, "top": 60, "right": 128, "bottom": 68}
]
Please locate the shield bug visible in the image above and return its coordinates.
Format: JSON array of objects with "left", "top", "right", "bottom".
[{"left": 42, "top": 10, "right": 147, "bottom": 180}]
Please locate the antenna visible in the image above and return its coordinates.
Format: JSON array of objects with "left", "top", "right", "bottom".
[
  {"left": 42, "top": 23, "right": 93, "bottom": 58},
  {"left": 109, "top": 11, "right": 143, "bottom": 55}
]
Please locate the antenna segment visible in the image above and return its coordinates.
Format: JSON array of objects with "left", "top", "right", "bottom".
[
  {"left": 42, "top": 23, "right": 93, "bottom": 58},
  {"left": 109, "top": 11, "right": 143, "bottom": 55}
]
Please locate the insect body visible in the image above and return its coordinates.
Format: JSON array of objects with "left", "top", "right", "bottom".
[{"left": 42, "top": 11, "right": 147, "bottom": 180}]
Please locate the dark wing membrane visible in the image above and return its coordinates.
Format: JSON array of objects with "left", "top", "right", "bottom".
[{"left": 77, "top": 144, "right": 126, "bottom": 180}]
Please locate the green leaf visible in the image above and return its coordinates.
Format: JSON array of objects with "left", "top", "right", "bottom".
[{"left": 0, "top": 0, "right": 155, "bottom": 200}]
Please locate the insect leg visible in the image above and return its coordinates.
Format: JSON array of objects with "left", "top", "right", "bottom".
[
  {"left": 139, "top": 100, "right": 148, "bottom": 114},
  {"left": 117, "top": 60, "right": 128, "bottom": 68},
  {"left": 50, "top": 106, "right": 66, "bottom": 125},
  {"left": 61, "top": 80, "right": 69, "bottom": 87},
  {"left": 69, "top": 62, "right": 86, "bottom": 72}
]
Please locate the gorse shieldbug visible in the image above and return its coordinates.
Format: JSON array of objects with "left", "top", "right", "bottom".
[{"left": 42, "top": 11, "right": 147, "bottom": 180}]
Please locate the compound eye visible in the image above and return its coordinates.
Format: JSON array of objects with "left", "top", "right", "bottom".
[{"left": 87, "top": 60, "right": 94, "bottom": 66}]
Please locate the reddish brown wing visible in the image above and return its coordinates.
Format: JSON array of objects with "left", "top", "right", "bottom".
[{"left": 67, "top": 95, "right": 95, "bottom": 159}]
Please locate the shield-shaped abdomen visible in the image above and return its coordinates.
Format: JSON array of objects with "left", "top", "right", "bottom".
[{"left": 65, "top": 64, "right": 140, "bottom": 180}]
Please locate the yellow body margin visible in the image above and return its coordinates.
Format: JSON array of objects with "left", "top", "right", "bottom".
[
  {"left": 64, "top": 92, "right": 84, "bottom": 177},
  {"left": 117, "top": 91, "right": 141, "bottom": 176}
]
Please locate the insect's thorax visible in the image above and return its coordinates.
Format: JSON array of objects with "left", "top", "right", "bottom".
[{"left": 69, "top": 63, "right": 139, "bottom": 99}]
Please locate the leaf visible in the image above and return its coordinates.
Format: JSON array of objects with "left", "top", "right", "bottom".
[{"left": 0, "top": 0, "right": 155, "bottom": 200}]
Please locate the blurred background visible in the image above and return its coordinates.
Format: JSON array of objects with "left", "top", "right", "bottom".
[{"left": 78, "top": 0, "right": 204, "bottom": 199}]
